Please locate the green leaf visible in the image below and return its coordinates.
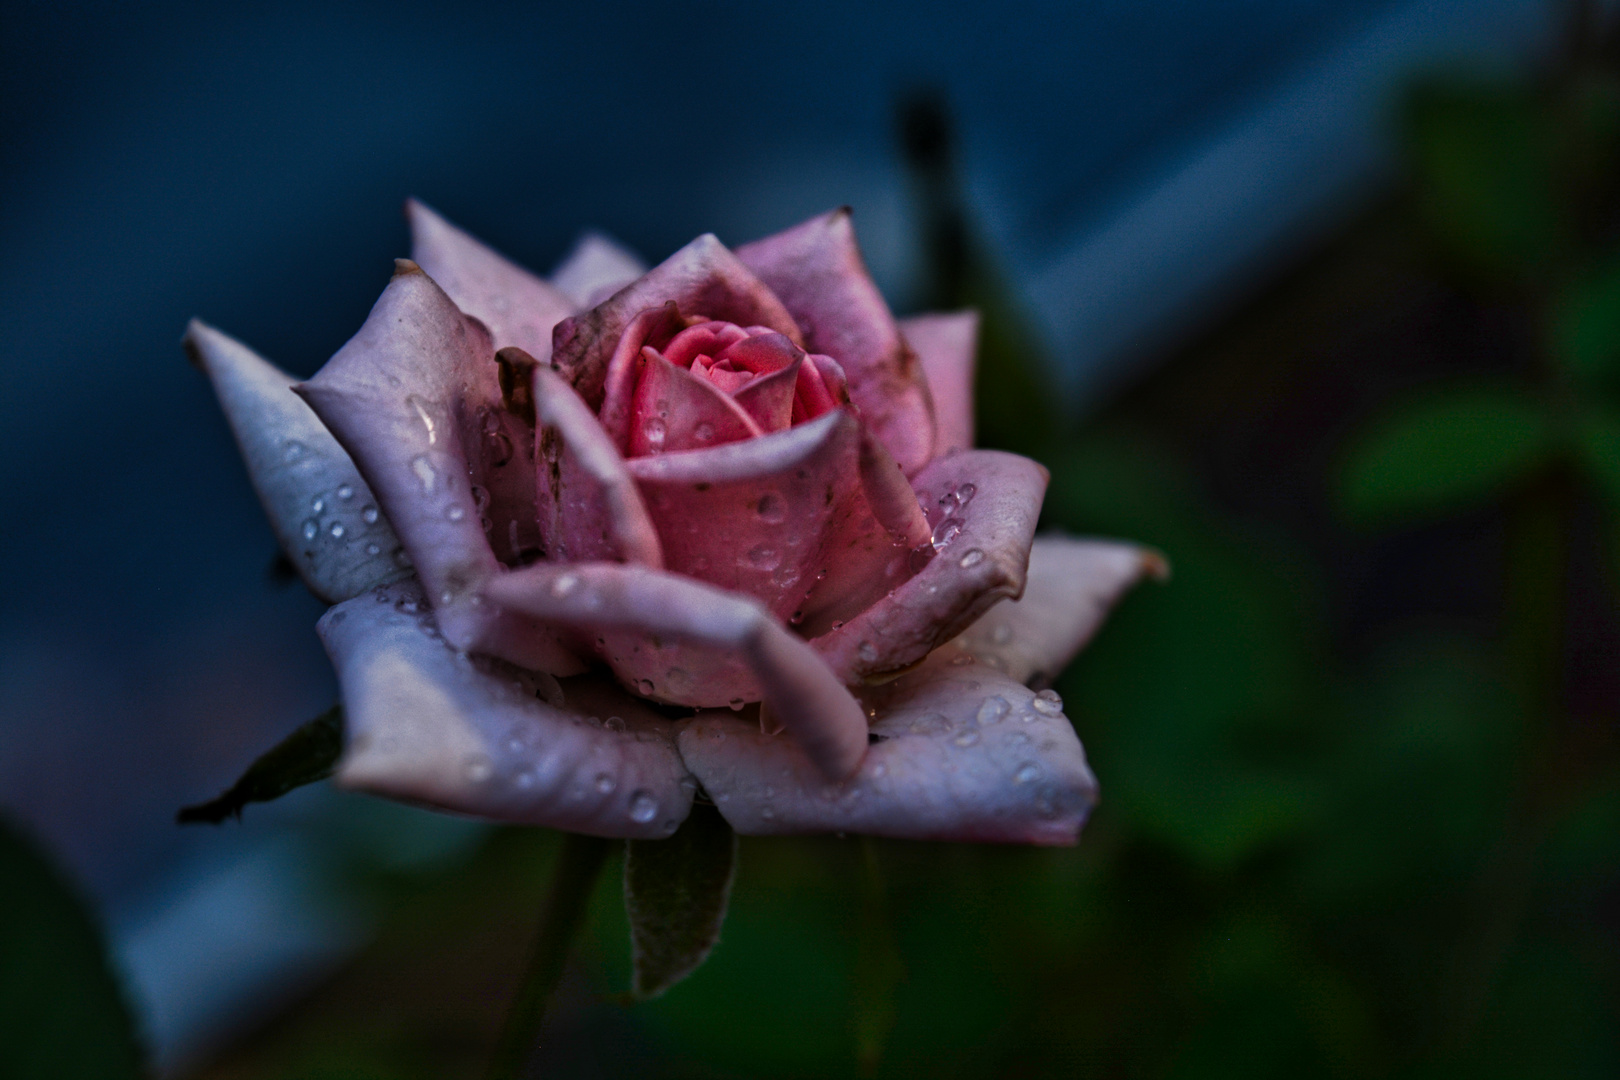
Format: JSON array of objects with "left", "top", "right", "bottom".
[
  {"left": 1338, "top": 387, "right": 1554, "bottom": 524},
  {"left": 623, "top": 803, "right": 736, "bottom": 999},
  {"left": 1574, "top": 403, "right": 1620, "bottom": 505},
  {"left": 0, "top": 815, "right": 146, "bottom": 1079},
  {"left": 1553, "top": 261, "right": 1620, "bottom": 388},
  {"left": 177, "top": 704, "right": 343, "bottom": 824}
]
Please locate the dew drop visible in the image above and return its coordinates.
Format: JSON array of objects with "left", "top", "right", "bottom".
[
  {"left": 447, "top": 505, "right": 466, "bottom": 522},
  {"left": 484, "top": 429, "right": 514, "bottom": 466},
  {"left": 760, "top": 805, "right": 776, "bottom": 820},
  {"left": 728, "top": 697, "right": 746, "bottom": 711},
  {"left": 329, "top": 522, "right": 346, "bottom": 538},
  {"left": 603, "top": 715, "right": 625, "bottom": 732},
  {"left": 931, "top": 517, "right": 964, "bottom": 551},
  {"left": 464, "top": 755, "right": 492, "bottom": 783},
  {"left": 976, "top": 696, "right": 1009, "bottom": 725},
  {"left": 870, "top": 762, "right": 887, "bottom": 778},
  {"left": 629, "top": 790, "right": 658, "bottom": 823},
  {"left": 407, "top": 394, "right": 438, "bottom": 444},
  {"left": 362, "top": 505, "right": 379, "bottom": 524},
  {"left": 857, "top": 641, "right": 878, "bottom": 663},
  {"left": 743, "top": 544, "right": 781, "bottom": 571},
  {"left": 471, "top": 485, "right": 490, "bottom": 511},
  {"left": 756, "top": 492, "right": 786, "bottom": 523},
  {"left": 1032, "top": 689, "right": 1064, "bottom": 716},
  {"left": 959, "top": 548, "right": 985, "bottom": 568},
  {"left": 311, "top": 496, "right": 325, "bottom": 513},
  {"left": 550, "top": 572, "right": 580, "bottom": 597},
  {"left": 513, "top": 770, "right": 536, "bottom": 790},
  {"left": 594, "top": 773, "right": 617, "bottom": 794},
  {"left": 635, "top": 678, "right": 655, "bottom": 696},
  {"left": 990, "top": 623, "right": 1013, "bottom": 645},
  {"left": 1014, "top": 763, "right": 1040, "bottom": 784},
  {"left": 953, "top": 730, "right": 981, "bottom": 747},
  {"left": 694, "top": 421, "right": 715, "bottom": 442},
  {"left": 788, "top": 610, "right": 805, "bottom": 626},
  {"left": 337, "top": 484, "right": 354, "bottom": 500},
  {"left": 395, "top": 597, "right": 420, "bottom": 614},
  {"left": 410, "top": 455, "right": 437, "bottom": 493},
  {"left": 366, "top": 543, "right": 381, "bottom": 555},
  {"left": 642, "top": 417, "right": 667, "bottom": 453},
  {"left": 282, "top": 440, "right": 305, "bottom": 462},
  {"left": 301, "top": 519, "right": 318, "bottom": 541}
]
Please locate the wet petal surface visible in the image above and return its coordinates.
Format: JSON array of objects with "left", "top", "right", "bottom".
[
  {"left": 900, "top": 311, "right": 978, "bottom": 457},
  {"left": 679, "top": 645, "right": 1097, "bottom": 845},
  {"left": 321, "top": 580, "right": 694, "bottom": 838}
]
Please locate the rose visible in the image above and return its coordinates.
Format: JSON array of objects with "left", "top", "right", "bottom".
[{"left": 187, "top": 201, "right": 1159, "bottom": 844}]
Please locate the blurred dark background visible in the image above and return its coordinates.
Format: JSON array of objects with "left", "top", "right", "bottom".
[{"left": 3, "top": 0, "right": 1618, "bottom": 1077}]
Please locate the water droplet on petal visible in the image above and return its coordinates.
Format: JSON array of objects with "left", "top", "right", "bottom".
[
  {"left": 550, "top": 572, "right": 580, "bottom": 597},
  {"left": 694, "top": 421, "right": 715, "bottom": 442},
  {"left": 337, "top": 484, "right": 354, "bottom": 500},
  {"left": 743, "top": 544, "right": 781, "bottom": 571},
  {"left": 471, "top": 485, "right": 490, "bottom": 511},
  {"left": 464, "top": 755, "right": 492, "bottom": 783},
  {"left": 311, "top": 496, "right": 325, "bottom": 513},
  {"left": 977, "top": 696, "right": 1009, "bottom": 725},
  {"left": 990, "top": 623, "right": 1013, "bottom": 645},
  {"left": 1014, "top": 763, "right": 1040, "bottom": 784},
  {"left": 603, "top": 715, "right": 625, "bottom": 732},
  {"left": 953, "top": 730, "right": 981, "bottom": 747},
  {"left": 410, "top": 455, "right": 436, "bottom": 493},
  {"left": 595, "top": 773, "right": 616, "bottom": 794},
  {"left": 756, "top": 492, "right": 785, "bottom": 523},
  {"left": 407, "top": 394, "right": 438, "bottom": 444},
  {"left": 728, "top": 697, "right": 746, "bottom": 710},
  {"left": 931, "top": 517, "right": 964, "bottom": 551},
  {"left": 366, "top": 543, "right": 381, "bottom": 555},
  {"left": 329, "top": 522, "right": 346, "bottom": 538},
  {"left": 857, "top": 640, "right": 878, "bottom": 663},
  {"left": 282, "top": 440, "right": 305, "bottom": 462},
  {"left": 629, "top": 790, "right": 658, "bottom": 823},
  {"left": 959, "top": 548, "right": 985, "bottom": 568},
  {"left": 641, "top": 417, "right": 667, "bottom": 453},
  {"left": 362, "top": 505, "right": 379, "bottom": 524},
  {"left": 447, "top": 505, "right": 466, "bottom": 522},
  {"left": 1032, "top": 689, "right": 1064, "bottom": 716},
  {"left": 301, "top": 519, "right": 318, "bottom": 541},
  {"left": 635, "top": 678, "right": 655, "bottom": 696}
]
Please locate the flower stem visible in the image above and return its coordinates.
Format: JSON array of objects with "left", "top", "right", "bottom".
[{"left": 486, "top": 831, "right": 614, "bottom": 1080}]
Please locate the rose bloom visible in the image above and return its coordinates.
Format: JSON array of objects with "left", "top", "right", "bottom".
[{"left": 187, "top": 203, "right": 1159, "bottom": 844}]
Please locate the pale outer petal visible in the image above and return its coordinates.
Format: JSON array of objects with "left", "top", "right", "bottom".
[
  {"left": 813, "top": 449, "right": 1047, "bottom": 681},
  {"left": 736, "top": 209, "right": 936, "bottom": 475},
  {"left": 185, "top": 319, "right": 408, "bottom": 603},
  {"left": 957, "top": 535, "right": 1167, "bottom": 685},
  {"left": 485, "top": 562, "right": 869, "bottom": 780},
  {"left": 406, "top": 199, "right": 577, "bottom": 363},
  {"left": 549, "top": 231, "right": 647, "bottom": 309},
  {"left": 551, "top": 234, "right": 804, "bottom": 409},
  {"left": 321, "top": 580, "right": 694, "bottom": 838},
  {"left": 677, "top": 645, "right": 1097, "bottom": 845},
  {"left": 900, "top": 311, "right": 978, "bottom": 457},
  {"left": 295, "top": 261, "right": 553, "bottom": 668}
]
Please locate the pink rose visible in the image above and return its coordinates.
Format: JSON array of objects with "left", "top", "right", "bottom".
[{"left": 187, "top": 202, "right": 1159, "bottom": 844}]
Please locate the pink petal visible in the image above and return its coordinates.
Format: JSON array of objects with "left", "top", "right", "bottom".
[
  {"left": 957, "top": 535, "right": 1167, "bottom": 684},
  {"left": 405, "top": 199, "right": 577, "bottom": 363},
  {"left": 320, "top": 580, "right": 694, "bottom": 838},
  {"left": 549, "top": 231, "right": 646, "bottom": 309},
  {"left": 597, "top": 303, "right": 693, "bottom": 453},
  {"left": 532, "top": 364, "right": 665, "bottom": 568},
  {"left": 552, "top": 234, "right": 803, "bottom": 409},
  {"left": 485, "top": 562, "right": 868, "bottom": 780},
  {"left": 813, "top": 449, "right": 1046, "bottom": 681},
  {"left": 724, "top": 337, "right": 802, "bottom": 433},
  {"left": 184, "top": 319, "right": 408, "bottom": 603},
  {"left": 295, "top": 263, "right": 507, "bottom": 633},
  {"left": 629, "top": 348, "right": 763, "bottom": 455},
  {"left": 623, "top": 410, "right": 905, "bottom": 628},
  {"left": 736, "top": 209, "right": 936, "bottom": 475},
  {"left": 793, "top": 354, "right": 846, "bottom": 422},
  {"left": 677, "top": 645, "right": 1097, "bottom": 844},
  {"left": 900, "top": 311, "right": 978, "bottom": 456}
]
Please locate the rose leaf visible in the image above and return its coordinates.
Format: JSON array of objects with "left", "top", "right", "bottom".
[
  {"left": 623, "top": 802, "right": 737, "bottom": 999},
  {"left": 177, "top": 704, "right": 343, "bottom": 825}
]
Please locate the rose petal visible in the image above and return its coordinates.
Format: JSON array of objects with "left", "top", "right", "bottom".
[
  {"left": 532, "top": 364, "right": 665, "bottom": 568},
  {"left": 678, "top": 645, "right": 1097, "bottom": 845},
  {"left": 597, "top": 303, "right": 694, "bottom": 453},
  {"left": 793, "top": 354, "right": 846, "bottom": 423},
  {"left": 550, "top": 231, "right": 646, "bottom": 309},
  {"left": 900, "top": 311, "right": 978, "bottom": 457},
  {"left": 736, "top": 208, "right": 935, "bottom": 474},
  {"left": 185, "top": 320, "right": 409, "bottom": 603},
  {"left": 725, "top": 337, "right": 802, "bottom": 433},
  {"left": 629, "top": 349, "right": 763, "bottom": 455},
  {"left": 813, "top": 450, "right": 1046, "bottom": 681},
  {"left": 622, "top": 410, "right": 904, "bottom": 627},
  {"left": 958, "top": 535, "right": 1167, "bottom": 685},
  {"left": 406, "top": 199, "right": 577, "bottom": 363},
  {"left": 552, "top": 234, "right": 803, "bottom": 408},
  {"left": 486, "top": 563, "right": 868, "bottom": 779},
  {"left": 294, "top": 262, "right": 503, "bottom": 620},
  {"left": 320, "top": 580, "right": 693, "bottom": 838}
]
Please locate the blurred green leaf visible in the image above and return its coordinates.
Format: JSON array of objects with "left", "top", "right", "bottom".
[
  {"left": 177, "top": 704, "right": 342, "bottom": 824},
  {"left": 624, "top": 804, "right": 736, "bottom": 1000},
  {"left": 1338, "top": 387, "right": 1554, "bottom": 524},
  {"left": 1574, "top": 403, "right": 1620, "bottom": 503},
  {"left": 1405, "top": 80, "right": 1562, "bottom": 281},
  {"left": 0, "top": 816, "right": 145, "bottom": 1079},
  {"left": 1553, "top": 261, "right": 1620, "bottom": 387}
]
